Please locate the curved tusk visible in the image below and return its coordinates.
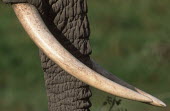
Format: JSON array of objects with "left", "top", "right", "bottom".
[
  {"left": 91, "top": 59, "right": 166, "bottom": 107},
  {"left": 12, "top": 3, "right": 153, "bottom": 103}
]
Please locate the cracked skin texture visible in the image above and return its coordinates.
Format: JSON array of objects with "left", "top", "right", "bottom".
[{"left": 4, "top": 0, "right": 92, "bottom": 111}]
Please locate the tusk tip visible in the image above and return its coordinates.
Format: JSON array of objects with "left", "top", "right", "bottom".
[
  {"left": 160, "top": 102, "right": 167, "bottom": 107},
  {"left": 151, "top": 100, "right": 166, "bottom": 107},
  {"left": 136, "top": 88, "right": 166, "bottom": 107}
]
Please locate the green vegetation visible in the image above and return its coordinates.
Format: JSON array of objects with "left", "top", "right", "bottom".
[{"left": 0, "top": 0, "right": 170, "bottom": 111}]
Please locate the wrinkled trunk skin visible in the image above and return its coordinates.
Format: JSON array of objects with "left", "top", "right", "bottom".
[{"left": 39, "top": 0, "right": 92, "bottom": 111}]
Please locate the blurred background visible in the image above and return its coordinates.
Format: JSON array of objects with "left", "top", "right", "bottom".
[{"left": 0, "top": 0, "right": 170, "bottom": 111}]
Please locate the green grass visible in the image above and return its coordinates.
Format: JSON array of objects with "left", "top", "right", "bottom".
[{"left": 0, "top": 0, "right": 170, "bottom": 111}]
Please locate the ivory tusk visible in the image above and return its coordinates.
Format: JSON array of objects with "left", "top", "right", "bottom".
[
  {"left": 91, "top": 59, "right": 166, "bottom": 107},
  {"left": 12, "top": 3, "right": 154, "bottom": 103}
]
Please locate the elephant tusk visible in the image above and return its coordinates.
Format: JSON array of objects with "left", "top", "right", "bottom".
[
  {"left": 90, "top": 59, "right": 166, "bottom": 107},
  {"left": 12, "top": 3, "right": 155, "bottom": 104}
]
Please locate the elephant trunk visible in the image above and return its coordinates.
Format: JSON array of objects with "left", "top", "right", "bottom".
[
  {"left": 39, "top": 0, "right": 92, "bottom": 110},
  {"left": 40, "top": 51, "right": 92, "bottom": 111}
]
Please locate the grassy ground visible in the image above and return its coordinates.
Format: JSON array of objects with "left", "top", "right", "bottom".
[{"left": 0, "top": 0, "right": 170, "bottom": 111}]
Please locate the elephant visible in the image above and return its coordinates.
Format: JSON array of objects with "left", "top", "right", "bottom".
[{"left": 2, "top": 0, "right": 166, "bottom": 111}]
